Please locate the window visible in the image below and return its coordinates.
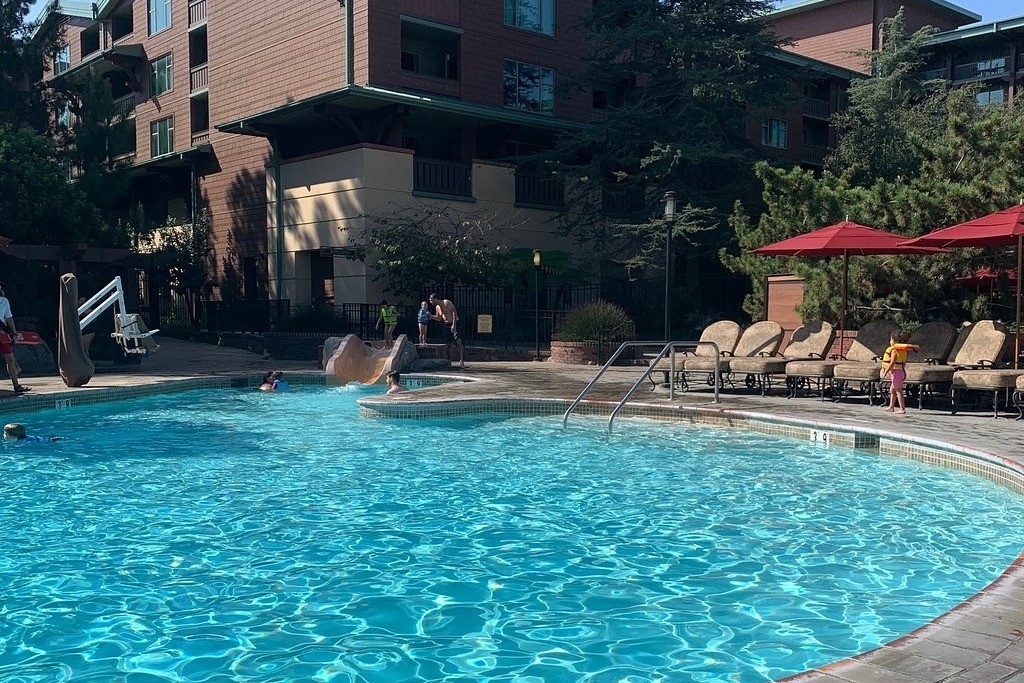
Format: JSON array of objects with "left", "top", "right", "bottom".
[
  {"left": 80, "top": 25, "right": 100, "bottom": 57},
  {"left": 504, "top": 0, "right": 554, "bottom": 36},
  {"left": 53, "top": 45, "right": 70, "bottom": 75},
  {"left": 148, "top": 0, "right": 172, "bottom": 35},
  {"left": 57, "top": 101, "right": 72, "bottom": 129},
  {"left": 503, "top": 60, "right": 554, "bottom": 114},
  {"left": 151, "top": 117, "right": 174, "bottom": 157},
  {"left": 761, "top": 118, "right": 788, "bottom": 149},
  {"left": 150, "top": 54, "right": 173, "bottom": 96},
  {"left": 976, "top": 88, "right": 1005, "bottom": 106}
]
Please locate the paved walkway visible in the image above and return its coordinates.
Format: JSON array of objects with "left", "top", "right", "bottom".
[{"left": 5, "top": 338, "right": 1024, "bottom": 682}]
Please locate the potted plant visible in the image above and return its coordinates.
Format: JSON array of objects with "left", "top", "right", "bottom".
[{"left": 549, "top": 301, "right": 635, "bottom": 365}]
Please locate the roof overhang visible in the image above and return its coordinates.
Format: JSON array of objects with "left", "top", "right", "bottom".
[
  {"left": 128, "top": 143, "right": 215, "bottom": 175},
  {"left": 28, "top": 1, "right": 94, "bottom": 42},
  {"left": 770, "top": 48, "right": 863, "bottom": 81},
  {"left": 926, "top": 16, "right": 1024, "bottom": 45},
  {"left": 216, "top": 84, "right": 590, "bottom": 139},
  {"left": 764, "top": 0, "right": 980, "bottom": 25},
  {"left": 48, "top": 42, "right": 146, "bottom": 82}
]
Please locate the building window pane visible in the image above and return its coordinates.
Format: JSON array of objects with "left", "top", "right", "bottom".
[
  {"left": 503, "top": 60, "right": 555, "bottom": 114},
  {"left": 761, "top": 118, "right": 788, "bottom": 149},
  {"left": 976, "top": 88, "right": 1005, "bottom": 106},
  {"left": 148, "top": 0, "right": 172, "bottom": 35},
  {"left": 150, "top": 54, "right": 173, "bottom": 96},
  {"left": 151, "top": 117, "right": 174, "bottom": 157},
  {"left": 504, "top": 0, "right": 554, "bottom": 35},
  {"left": 54, "top": 45, "right": 70, "bottom": 75}
]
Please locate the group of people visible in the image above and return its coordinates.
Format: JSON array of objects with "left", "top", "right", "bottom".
[
  {"left": 376, "top": 293, "right": 464, "bottom": 369},
  {"left": 258, "top": 371, "right": 289, "bottom": 391}
]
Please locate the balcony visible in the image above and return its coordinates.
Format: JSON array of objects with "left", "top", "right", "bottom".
[
  {"left": 953, "top": 57, "right": 1009, "bottom": 82},
  {"left": 515, "top": 172, "right": 564, "bottom": 208},
  {"left": 191, "top": 130, "right": 210, "bottom": 145},
  {"left": 189, "top": 0, "right": 207, "bottom": 26},
  {"left": 190, "top": 64, "right": 209, "bottom": 92},
  {"left": 413, "top": 158, "right": 472, "bottom": 197},
  {"left": 803, "top": 97, "right": 830, "bottom": 120},
  {"left": 801, "top": 143, "right": 828, "bottom": 167},
  {"left": 917, "top": 67, "right": 947, "bottom": 81},
  {"left": 112, "top": 93, "right": 136, "bottom": 119}
]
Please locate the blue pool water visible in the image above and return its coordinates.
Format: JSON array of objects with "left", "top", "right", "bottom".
[{"left": 2, "top": 386, "right": 1024, "bottom": 682}]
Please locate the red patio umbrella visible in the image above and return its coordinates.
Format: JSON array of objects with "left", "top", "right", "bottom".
[
  {"left": 954, "top": 266, "right": 1016, "bottom": 291},
  {"left": 752, "top": 221, "right": 947, "bottom": 352},
  {"left": 901, "top": 203, "right": 1024, "bottom": 366}
]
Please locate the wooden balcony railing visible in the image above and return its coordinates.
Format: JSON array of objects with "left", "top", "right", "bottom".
[
  {"left": 190, "top": 64, "right": 209, "bottom": 92},
  {"left": 803, "top": 97, "right": 830, "bottom": 119},
  {"left": 801, "top": 143, "right": 828, "bottom": 167},
  {"left": 112, "top": 93, "right": 136, "bottom": 119},
  {"left": 413, "top": 158, "right": 472, "bottom": 197},
  {"left": 189, "top": 0, "right": 207, "bottom": 26},
  {"left": 917, "top": 68, "right": 947, "bottom": 81},
  {"left": 515, "top": 172, "right": 564, "bottom": 208},
  {"left": 953, "top": 57, "right": 1009, "bottom": 81}
]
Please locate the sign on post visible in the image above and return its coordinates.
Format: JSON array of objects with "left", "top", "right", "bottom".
[{"left": 477, "top": 314, "right": 493, "bottom": 334}]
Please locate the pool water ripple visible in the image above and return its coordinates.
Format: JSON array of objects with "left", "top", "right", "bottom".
[{"left": 1, "top": 386, "right": 1024, "bottom": 682}]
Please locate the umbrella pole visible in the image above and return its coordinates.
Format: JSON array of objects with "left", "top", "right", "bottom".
[
  {"left": 840, "top": 250, "right": 848, "bottom": 358},
  {"left": 1017, "top": 235, "right": 1022, "bottom": 369}
]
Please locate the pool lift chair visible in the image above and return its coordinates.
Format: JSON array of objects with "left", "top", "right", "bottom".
[{"left": 79, "top": 276, "right": 160, "bottom": 356}]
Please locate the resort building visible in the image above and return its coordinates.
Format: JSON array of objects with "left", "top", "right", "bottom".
[{"left": 35, "top": 0, "right": 595, "bottom": 309}]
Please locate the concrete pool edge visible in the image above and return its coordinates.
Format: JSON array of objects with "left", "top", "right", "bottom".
[{"left": 4, "top": 370, "right": 1024, "bottom": 681}]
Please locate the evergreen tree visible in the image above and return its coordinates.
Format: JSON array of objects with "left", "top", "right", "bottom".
[{"left": 542, "top": 0, "right": 788, "bottom": 267}]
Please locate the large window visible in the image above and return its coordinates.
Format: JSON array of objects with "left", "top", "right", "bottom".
[
  {"left": 53, "top": 45, "right": 70, "bottom": 75},
  {"left": 504, "top": 0, "right": 554, "bottom": 35},
  {"left": 503, "top": 60, "right": 555, "bottom": 114},
  {"left": 151, "top": 117, "right": 174, "bottom": 157},
  {"left": 761, "top": 118, "right": 788, "bottom": 149},
  {"left": 148, "top": 0, "right": 172, "bottom": 35},
  {"left": 150, "top": 54, "right": 173, "bottom": 96},
  {"left": 976, "top": 88, "right": 1006, "bottom": 106}
]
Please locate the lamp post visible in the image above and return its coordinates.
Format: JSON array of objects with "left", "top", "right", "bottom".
[
  {"left": 533, "top": 249, "right": 542, "bottom": 360},
  {"left": 663, "top": 191, "right": 676, "bottom": 342}
]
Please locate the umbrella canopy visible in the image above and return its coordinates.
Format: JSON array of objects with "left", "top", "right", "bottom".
[
  {"left": 752, "top": 222, "right": 947, "bottom": 352},
  {"left": 751, "top": 221, "right": 947, "bottom": 257},
  {"left": 954, "top": 267, "right": 1016, "bottom": 289},
  {"left": 901, "top": 204, "right": 1024, "bottom": 366}
]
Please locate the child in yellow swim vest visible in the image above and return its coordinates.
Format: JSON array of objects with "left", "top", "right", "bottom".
[{"left": 881, "top": 330, "right": 920, "bottom": 414}]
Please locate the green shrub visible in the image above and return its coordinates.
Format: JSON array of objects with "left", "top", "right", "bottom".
[
  {"left": 552, "top": 301, "right": 635, "bottom": 343},
  {"left": 278, "top": 306, "right": 349, "bottom": 333}
]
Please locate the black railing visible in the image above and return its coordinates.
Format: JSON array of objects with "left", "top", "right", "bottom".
[
  {"left": 953, "top": 57, "right": 1009, "bottom": 81},
  {"left": 413, "top": 158, "right": 472, "bottom": 197},
  {"left": 803, "top": 97, "right": 830, "bottom": 119},
  {"left": 204, "top": 299, "right": 291, "bottom": 332},
  {"left": 515, "top": 172, "right": 564, "bottom": 207}
]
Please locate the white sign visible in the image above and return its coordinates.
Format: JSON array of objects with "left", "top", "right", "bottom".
[{"left": 477, "top": 314, "right": 493, "bottom": 334}]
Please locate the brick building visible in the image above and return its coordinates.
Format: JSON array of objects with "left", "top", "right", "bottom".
[{"left": 36, "top": 0, "right": 594, "bottom": 309}]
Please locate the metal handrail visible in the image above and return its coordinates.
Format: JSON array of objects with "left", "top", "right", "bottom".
[
  {"left": 608, "top": 341, "right": 720, "bottom": 433},
  {"left": 562, "top": 340, "right": 722, "bottom": 429}
]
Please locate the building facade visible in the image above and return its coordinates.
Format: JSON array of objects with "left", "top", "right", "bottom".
[{"left": 38, "top": 0, "right": 595, "bottom": 309}]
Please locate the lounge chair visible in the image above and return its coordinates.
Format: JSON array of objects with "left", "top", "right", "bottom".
[
  {"left": 892, "top": 321, "right": 959, "bottom": 409},
  {"left": 834, "top": 321, "right": 957, "bottom": 406},
  {"left": 649, "top": 320, "right": 741, "bottom": 389},
  {"left": 940, "top": 320, "right": 1015, "bottom": 416},
  {"left": 728, "top": 320, "right": 835, "bottom": 396},
  {"left": 785, "top": 319, "right": 899, "bottom": 400},
  {"left": 683, "top": 321, "right": 783, "bottom": 390}
]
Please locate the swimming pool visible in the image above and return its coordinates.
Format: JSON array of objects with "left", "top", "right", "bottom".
[{"left": 2, "top": 385, "right": 1023, "bottom": 682}]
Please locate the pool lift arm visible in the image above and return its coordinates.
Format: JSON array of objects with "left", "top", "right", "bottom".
[{"left": 78, "top": 276, "right": 160, "bottom": 355}]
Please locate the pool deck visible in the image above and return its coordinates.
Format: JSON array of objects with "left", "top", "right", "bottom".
[{"left": 5, "top": 337, "right": 1024, "bottom": 682}]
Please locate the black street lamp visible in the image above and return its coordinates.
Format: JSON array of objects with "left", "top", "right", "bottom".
[
  {"left": 663, "top": 191, "right": 676, "bottom": 342},
  {"left": 533, "top": 249, "right": 542, "bottom": 360}
]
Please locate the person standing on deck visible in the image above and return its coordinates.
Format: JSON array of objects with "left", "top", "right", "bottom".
[
  {"left": 0, "top": 282, "right": 29, "bottom": 394},
  {"left": 429, "top": 293, "right": 464, "bottom": 369}
]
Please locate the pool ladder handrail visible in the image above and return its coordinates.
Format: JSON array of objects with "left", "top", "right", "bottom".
[{"left": 561, "top": 341, "right": 721, "bottom": 432}]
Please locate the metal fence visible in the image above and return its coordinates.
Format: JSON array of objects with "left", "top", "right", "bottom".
[{"left": 152, "top": 275, "right": 749, "bottom": 346}]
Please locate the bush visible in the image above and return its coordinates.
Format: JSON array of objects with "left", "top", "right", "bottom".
[
  {"left": 552, "top": 301, "right": 635, "bottom": 343},
  {"left": 278, "top": 307, "right": 349, "bottom": 333}
]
